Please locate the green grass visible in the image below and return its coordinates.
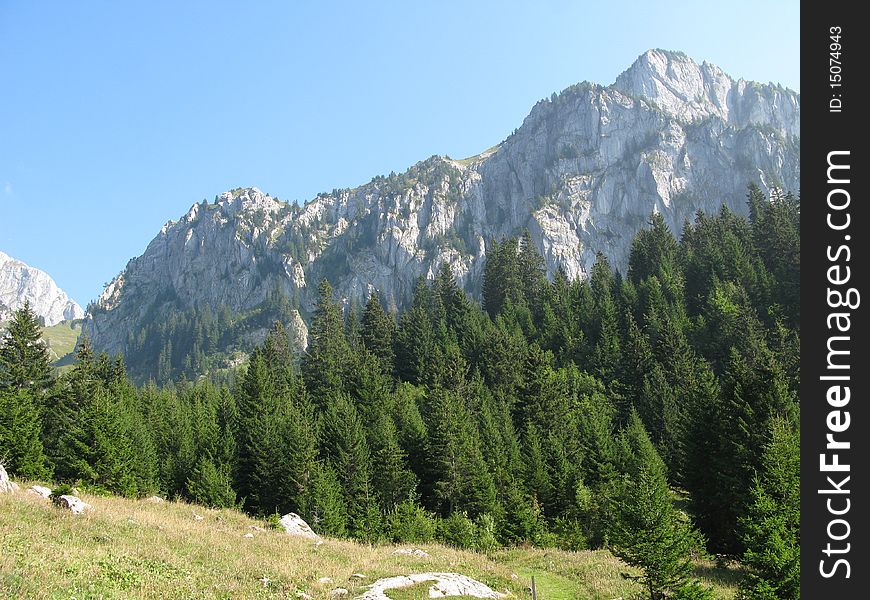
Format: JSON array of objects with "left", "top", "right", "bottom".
[
  {"left": 0, "top": 483, "right": 744, "bottom": 599},
  {"left": 454, "top": 144, "right": 501, "bottom": 166},
  {"left": 41, "top": 318, "right": 83, "bottom": 365}
]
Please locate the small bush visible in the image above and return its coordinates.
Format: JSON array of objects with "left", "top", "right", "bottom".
[
  {"left": 385, "top": 500, "right": 437, "bottom": 543},
  {"left": 437, "top": 512, "right": 478, "bottom": 550}
]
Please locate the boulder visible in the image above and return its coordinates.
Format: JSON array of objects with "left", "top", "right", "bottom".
[
  {"left": 0, "top": 464, "right": 18, "bottom": 493},
  {"left": 28, "top": 485, "right": 52, "bottom": 498},
  {"left": 354, "top": 573, "right": 506, "bottom": 600},
  {"left": 56, "top": 495, "right": 92, "bottom": 515},
  {"left": 279, "top": 512, "right": 320, "bottom": 540}
]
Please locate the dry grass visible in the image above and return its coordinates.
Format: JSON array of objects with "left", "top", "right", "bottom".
[{"left": 0, "top": 485, "right": 742, "bottom": 599}]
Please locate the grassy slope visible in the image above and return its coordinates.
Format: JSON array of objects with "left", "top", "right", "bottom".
[
  {"left": 0, "top": 486, "right": 743, "bottom": 599},
  {"left": 40, "top": 319, "right": 83, "bottom": 366}
]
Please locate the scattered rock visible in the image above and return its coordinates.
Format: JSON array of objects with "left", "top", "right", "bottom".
[
  {"left": 244, "top": 533, "right": 255, "bottom": 538},
  {"left": 392, "top": 548, "right": 430, "bottom": 558},
  {"left": 260, "top": 576, "right": 270, "bottom": 587},
  {"left": 0, "top": 464, "right": 18, "bottom": 494},
  {"left": 355, "top": 573, "right": 507, "bottom": 600},
  {"left": 249, "top": 525, "right": 267, "bottom": 532},
  {"left": 350, "top": 573, "right": 366, "bottom": 579},
  {"left": 279, "top": 513, "right": 320, "bottom": 540},
  {"left": 28, "top": 485, "right": 52, "bottom": 498},
  {"left": 329, "top": 589, "right": 349, "bottom": 597},
  {"left": 147, "top": 495, "right": 165, "bottom": 503},
  {"left": 56, "top": 495, "right": 92, "bottom": 515},
  {"left": 510, "top": 573, "right": 518, "bottom": 580},
  {"left": 318, "top": 577, "right": 333, "bottom": 584},
  {"left": 192, "top": 512, "right": 204, "bottom": 521},
  {"left": 296, "top": 592, "right": 313, "bottom": 600}
]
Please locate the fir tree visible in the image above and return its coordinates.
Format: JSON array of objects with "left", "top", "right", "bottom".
[
  {"left": 610, "top": 411, "right": 710, "bottom": 599},
  {"left": 0, "top": 300, "right": 53, "bottom": 396}
]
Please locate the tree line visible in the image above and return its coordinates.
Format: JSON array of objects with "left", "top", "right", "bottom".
[{"left": 0, "top": 185, "right": 799, "bottom": 599}]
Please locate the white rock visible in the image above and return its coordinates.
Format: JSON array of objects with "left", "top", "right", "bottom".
[
  {"left": 193, "top": 512, "right": 204, "bottom": 521},
  {"left": 26, "top": 484, "right": 50, "bottom": 498},
  {"left": 354, "top": 573, "right": 506, "bottom": 600},
  {"left": 147, "top": 495, "right": 165, "bottom": 503},
  {"left": 56, "top": 495, "right": 92, "bottom": 515},
  {"left": 351, "top": 573, "right": 366, "bottom": 579},
  {"left": 392, "top": 548, "right": 430, "bottom": 558},
  {"left": 296, "top": 592, "right": 313, "bottom": 600},
  {"left": 244, "top": 533, "right": 255, "bottom": 538},
  {"left": 329, "top": 589, "right": 349, "bottom": 597},
  {"left": 318, "top": 577, "right": 333, "bottom": 584},
  {"left": 279, "top": 512, "right": 320, "bottom": 540},
  {"left": 0, "top": 464, "right": 17, "bottom": 494}
]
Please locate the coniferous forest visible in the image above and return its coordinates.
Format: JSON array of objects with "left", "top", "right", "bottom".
[{"left": 0, "top": 186, "right": 799, "bottom": 599}]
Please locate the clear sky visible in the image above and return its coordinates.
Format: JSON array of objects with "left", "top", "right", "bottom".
[{"left": 0, "top": 1, "right": 799, "bottom": 308}]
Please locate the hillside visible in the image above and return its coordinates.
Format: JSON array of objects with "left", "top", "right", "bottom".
[
  {"left": 0, "top": 484, "right": 743, "bottom": 599},
  {"left": 80, "top": 49, "right": 799, "bottom": 383}
]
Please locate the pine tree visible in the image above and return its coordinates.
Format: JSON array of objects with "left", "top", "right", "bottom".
[
  {"left": 360, "top": 291, "right": 396, "bottom": 375},
  {"left": 369, "top": 410, "right": 417, "bottom": 511},
  {"left": 320, "top": 393, "right": 380, "bottom": 538},
  {"left": 302, "top": 279, "right": 350, "bottom": 402},
  {"left": 739, "top": 417, "right": 800, "bottom": 600},
  {"left": 186, "top": 455, "right": 238, "bottom": 508},
  {"left": 0, "top": 300, "right": 53, "bottom": 396},
  {"left": 610, "top": 411, "right": 710, "bottom": 599},
  {"left": 0, "top": 387, "right": 48, "bottom": 478}
]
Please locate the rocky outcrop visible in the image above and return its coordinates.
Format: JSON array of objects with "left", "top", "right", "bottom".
[
  {"left": 355, "top": 573, "right": 506, "bottom": 600},
  {"left": 83, "top": 50, "right": 798, "bottom": 368},
  {"left": 279, "top": 512, "right": 320, "bottom": 540},
  {"left": 0, "top": 251, "right": 84, "bottom": 326}
]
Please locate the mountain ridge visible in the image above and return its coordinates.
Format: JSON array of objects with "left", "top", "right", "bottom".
[
  {"left": 82, "top": 49, "right": 800, "bottom": 380},
  {"left": 0, "top": 251, "right": 84, "bottom": 327}
]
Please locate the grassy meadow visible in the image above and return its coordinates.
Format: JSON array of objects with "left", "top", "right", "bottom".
[{"left": 0, "top": 484, "right": 745, "bottom": 599}]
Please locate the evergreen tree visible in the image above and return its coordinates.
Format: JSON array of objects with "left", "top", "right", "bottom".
[
  {"left": 610, "top": 411, "right": 710, "bottom": 600},
  {"left": 739, "top": 417, "right": 800, "bottom": 600},
  {"left": 0, "top": 387, "right": 48, "bottom": 478},
  {"left": 302, "top": 279, "right": 350, "bottom": 401},
  {"left": 0, "top": 300, "right": 53, "bottom": 396},
  {"left": 360, "top": 291, "right": 396, "bottom": 375}
]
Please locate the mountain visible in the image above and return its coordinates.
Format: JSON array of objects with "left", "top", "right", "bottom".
[
  {"left": 82, "top": 49, "right": 800, "bottom": 381},
  {"left": 0, "top": 251, "right": 84, "bottom": 326}
]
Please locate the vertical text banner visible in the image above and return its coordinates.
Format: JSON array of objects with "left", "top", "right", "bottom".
[{"left": 802, "top": 4, "right": 868, "bottom": 596}]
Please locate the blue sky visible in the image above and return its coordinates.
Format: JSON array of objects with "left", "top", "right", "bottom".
[{"left": 0, "top": 1, "right": 799, "bottom": 307}]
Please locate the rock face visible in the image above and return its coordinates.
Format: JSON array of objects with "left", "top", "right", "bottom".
[
  {"left": 355, "top": 573, "right": 506, "bottom": 600},
  {"left": 0, "top": 251, "right": 84, "bottom": 326},
  {"left": 83, "top": 49, "right": 799, "bottom": 370},
  {"left": 278, "top": 512, "right": 320, "bottom": 540}
]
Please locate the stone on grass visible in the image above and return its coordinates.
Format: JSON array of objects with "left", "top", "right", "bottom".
[
  {"left": 56, "top": 495, "right": 92, "bottom": 515},
  {"left": 0, "top": 464, "right": 18, "bottom": 494},
  {"left": 329, "top": 589, "right": 349, "bottom": 597},
  {"left": 351, "top": 573, "right": 366, "bottom": 579},
  {"left": 279, "top": 513, "right": 320, "bottom": 540},
  {"left": 27, "top": 485, "right": 52, "bottom": 498},
  {"left": 318, "top": 577, "right": 333, "bottom": 584},
  {"left": 193, "top": 512, "right": 204, "bottom": 521},
  {"left": 354, "top": 573, "right": 507, "bottom": 600},
  {"left": 147, "top": 495, "right": 165, "bottom": 503},
  {"left": 244, "top": 532, "right": 255, "bottom": 538},
  {"left": 392, "top": 548, "right": 430, "bottom": 558}
]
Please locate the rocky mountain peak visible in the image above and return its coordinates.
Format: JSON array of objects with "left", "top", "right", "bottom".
[
  {"left": 613, "top": 49, "right": 799, "bottom": 135},
  {"left": 81, "top": 50, "right": 799, "bottom": 382},
  {"left": 0, "top": 251, "right": 84, "bottom": 326}
]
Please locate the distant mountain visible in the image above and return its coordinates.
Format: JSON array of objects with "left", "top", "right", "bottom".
[
  {"left": 0, "top": 251, "right": 84, "bottom": 326},
  {"left": 83, "top": 49, "right": 800, "bottom": 382}
]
